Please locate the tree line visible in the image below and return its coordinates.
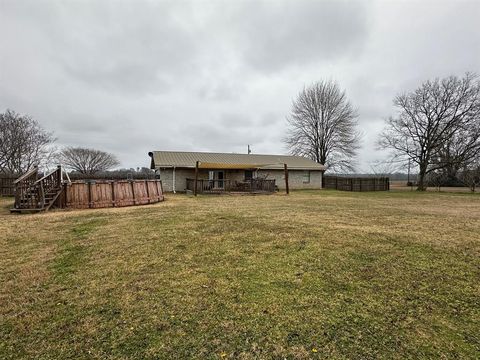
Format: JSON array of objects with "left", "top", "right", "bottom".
[
  {"left": 284, "top": 74, "right": 480, "bottom": 191},
  {"left": 2, "top": 73, "right": 480, "bottom": 190},
  {"left": 0, "top": 109, "right": 119, "bottom": 175}
]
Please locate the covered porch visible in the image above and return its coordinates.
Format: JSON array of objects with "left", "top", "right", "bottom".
[{"left": 186, "top": 161, "right": 288, "bottom": 195}]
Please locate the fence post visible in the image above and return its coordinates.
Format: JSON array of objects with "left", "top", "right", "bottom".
[
  {"left": 194, "top": 161, "right": 199, "bottom": 196},
  {"left": 62, "top": 182, "right": 67, "bottom": 208},
  {"left": 14, "top": 182, "right": 19, "bottom": 208},
  {"left": 284, "top": 163, "right": 289, "bottom": 195},
  {"left": 111, "top": 181, "right": 116, "bottom": 207},
  {"left": 88, "top": 181, "right": 92, "bottom": 208},
  {"left": 131, "top": 180, "right": 136, "bottom": 205},
  {"left": 145, "top": 180, "right": 150, "bottom": 203}
]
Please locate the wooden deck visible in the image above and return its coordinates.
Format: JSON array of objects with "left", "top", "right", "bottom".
[
  {"left": 11, "top": 167, "right": 164, "bottom": 213},
  {"left": 11, "top": 166, "right": 63, "bottom": 213}
]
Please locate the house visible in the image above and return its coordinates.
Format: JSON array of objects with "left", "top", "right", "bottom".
[{"left": 148, "top": 151, "right": 326, "bottom": 193}]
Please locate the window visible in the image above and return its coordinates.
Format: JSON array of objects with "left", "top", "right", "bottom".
[
  {"left": 245, "top": 170, "right": 253, "bottom": 180},
  {"left": 303, "top": 171, "right": 310, "bottom": 184}
]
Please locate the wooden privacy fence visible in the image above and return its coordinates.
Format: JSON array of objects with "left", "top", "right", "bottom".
[
  {"left": 0, "top": 175, "right": 18, "bottom": 196},
  {"left": 324, "top": 176, "right": 390, "bottom": 191},
  {"left": 63, "top": 179, "right": 164, "bottom": 209},
  {"left": 68, "top": 172, "right": 156, "bottom": 181}
]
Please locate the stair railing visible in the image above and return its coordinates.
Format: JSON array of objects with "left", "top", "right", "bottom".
[
  {"left": 13, "top": 166, "right": 39, "bottom": 209},
  {"left": 13, "top": 165, "right": 66, "bottom": 211},
  {"left": 34, "top": 166, "right": 62, "bottom": 208},
  {"left": 61, "top": 165, "right": 71, "bottom": 184}
]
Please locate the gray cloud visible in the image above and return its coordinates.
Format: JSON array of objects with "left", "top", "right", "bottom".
[
  {"left": 1, "top": 0, "right": 479, "bottom": 171},
  {"left": 234, "top": 0, "right": 370, "bottom": 71}
]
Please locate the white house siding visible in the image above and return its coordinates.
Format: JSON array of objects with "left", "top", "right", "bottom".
[
  {"left": 156, "top": 168, "right": 192, "bottom": 192},
  {"left": 158, "top": 168, "right": 323, "bottom": 192},
  {"left": 257, "top": 169, "right": 322, "bottom": 190}
]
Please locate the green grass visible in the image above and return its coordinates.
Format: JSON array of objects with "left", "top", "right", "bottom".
[{"left": 0, "top": 191, "right": 479, "bottom": 359}]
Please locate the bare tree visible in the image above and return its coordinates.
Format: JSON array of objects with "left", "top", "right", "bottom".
[
  {"left": 284, "top": 80, "right": 361, "bottom": 172},
  {"left": 427, "top": 171, "right": 450, "bottom": 192},
  {"left": 369, "top": 159, "right": 399, "bottom": 177},
  {"left": 378, "top": 73, "right": 480, "bottom": 190},
  {"left": 434, "top": 117, "right": 480, "bottom": 185},
  {"left": 460, "top": 160, "right": 480, "bottom": 192},
  {"left": 0, "top": 109, "right": 56, "bottom": 174},
  {"left": 58, "top": 147, "right": 120, "bottom": 175}
]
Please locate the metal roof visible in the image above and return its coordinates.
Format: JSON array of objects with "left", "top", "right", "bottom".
[{"left": 148, "top": 151, "right": 326, "bottom": 170}]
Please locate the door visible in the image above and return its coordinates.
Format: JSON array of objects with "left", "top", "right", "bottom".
[{"left": 217, "top": 171, "right": 224, "bottom": 189}]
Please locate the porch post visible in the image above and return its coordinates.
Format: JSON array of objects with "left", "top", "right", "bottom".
[
  {"left": 194, "top": 161, "right": 199, "bottom": 196},
  {"left": 284, "top": 163, "right": 289, "bottom": 195},
  {"left": 173, "top": 166, "right": 176, "bottom": 194}
]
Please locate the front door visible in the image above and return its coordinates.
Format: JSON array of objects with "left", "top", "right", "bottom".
[{"left": 217, "top": 171, "right": 224, "bottom": 189}]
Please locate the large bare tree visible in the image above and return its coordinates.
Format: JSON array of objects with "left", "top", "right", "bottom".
[
  {"left": 434, "top": 116, "right": 480, "bottom": 184},
  {"left": 460, "top": 159, "right": 480, "bottom": 192},
  {"left": 284, "top": 80, "right": 361, "bottom": 172},
  {"left": 58, "top": 147, "right": 120, "bottom": 175},
  {"left": 379, "top": 73, "right": 480, "bottom": 191},
  {"left": 0, "top": 109, "right": 56, "bottom": 174}
]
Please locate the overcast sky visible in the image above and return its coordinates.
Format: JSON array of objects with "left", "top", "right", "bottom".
[{"left": 1, "top": 0, "right": 479, "bottom": 172}]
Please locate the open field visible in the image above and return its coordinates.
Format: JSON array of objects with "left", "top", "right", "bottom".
[
  {"left": 1, "top": 190, "right": 479, "bottom": 359},
  {"left": 390, "top": 180, "right": 475, "bottom": 193}
]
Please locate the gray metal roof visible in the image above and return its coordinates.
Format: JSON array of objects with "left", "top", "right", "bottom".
[{"left": 149, "top": 151, "right": 326, "bottom": 170}]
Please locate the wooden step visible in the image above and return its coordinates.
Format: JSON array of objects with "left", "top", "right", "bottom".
[
  {"left": 13, "top": 186, "right": 62, "bottom": 213},
  {"left": 10, "top": 208, "right": 46, "bottom": 213}
]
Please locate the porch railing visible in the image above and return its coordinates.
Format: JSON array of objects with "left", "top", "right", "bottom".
[
  {"left": 186, "top": 178, "right": 276, "bottom": 194},
  {"left": 186, "top": 179, "right": 232, "bottom": 193},
  {"left": 234, "top": 179, "right": 276, "bottom": 193}
]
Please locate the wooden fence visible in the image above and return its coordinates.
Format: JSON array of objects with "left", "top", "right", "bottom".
[
  {"left": 68, "top": 172, "right": 156, "bottom": 181},
  {"left": 63, "top": 179, "right": 164, "bottom": 209},
  {"left": 0, "top": 175, "right": 18, "bottom": 196},
  {"left": 324, "top": 176, "right": 390, "bottom": 191}
]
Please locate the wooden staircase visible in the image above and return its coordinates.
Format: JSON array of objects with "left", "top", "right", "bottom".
[{"left": 11, "top": 166, "right": 64, "bottom": 213}]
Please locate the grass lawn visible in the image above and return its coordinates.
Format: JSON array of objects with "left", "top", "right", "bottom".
[
  {"left": 390, "top": 180, "right": 475, "bottom": 193},
  {"left": 1, "top": 190, "right": 479, "bottom": 359}
]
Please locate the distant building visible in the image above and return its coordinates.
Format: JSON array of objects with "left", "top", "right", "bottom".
[{"left": 148, "top": 151, "right": 326, "bottom": 192}]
